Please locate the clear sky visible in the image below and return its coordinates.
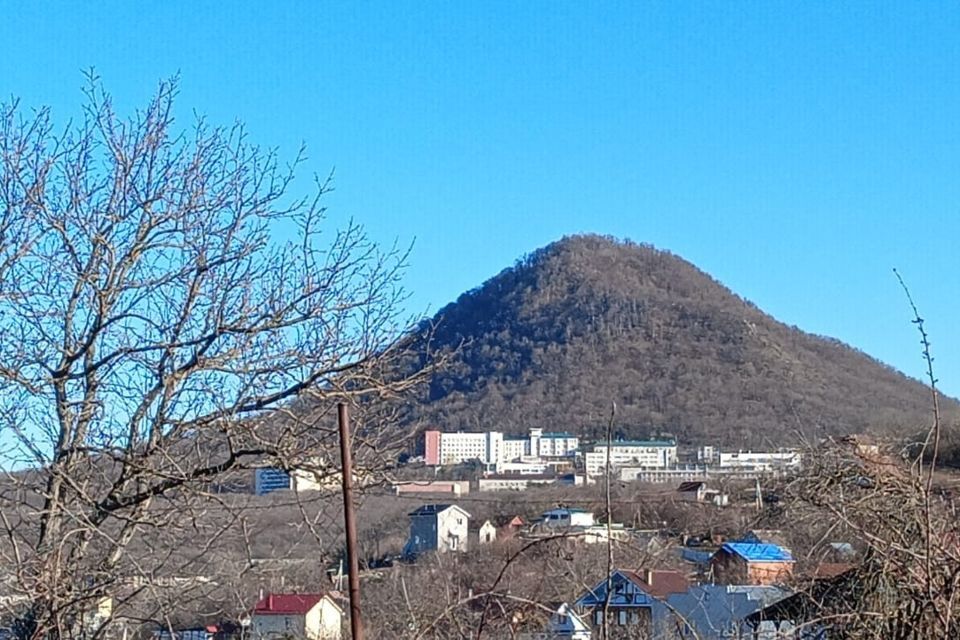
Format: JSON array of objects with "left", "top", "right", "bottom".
[{"left": 3, "top": 2, "right": 958, "bottom": 396}]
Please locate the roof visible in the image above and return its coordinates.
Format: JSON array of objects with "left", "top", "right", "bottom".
[
  {"left": 622, "top": 569, "right": 690, "bottom": 598},
  {"left": 666, "top": 585, "right": 789, "bottom": 635},
  {"left": 253, "top": 593, "right": 339, "bottom": 615},
  {"left": 677, "top": 481, "right": 706, "bottom": 492},
  {"left": 493, "top": 514, "right": 525, "bottom": 527},
  {"left": 576, "top": 569, "right": 688, "bottom": 608},
  {"left": 720, "top": 542, "right": 794, "bottom": 563},
  {"left": 593, "top": 439, "right": 677, "bottom": 447},
  {"left": 743, "top": 568, "right": 859, "bottom": 624},
  {"left": 408, "top": 504, "right": 471, "bottom": 518},
  {"left": 542, "top": 507, "right": 590, "bottom": 515}
]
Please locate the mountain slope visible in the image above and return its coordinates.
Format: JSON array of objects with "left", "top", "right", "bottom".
[{"left": 405, "top": 235, "right": 948, "bottom": 447}]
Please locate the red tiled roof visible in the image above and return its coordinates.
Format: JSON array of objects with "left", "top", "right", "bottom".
[
  {"left": 621, "top": 569, "right": 690, "bottom": 598},
  {"left": 253, "top": 593, "right": 327, "bottom": 615}
]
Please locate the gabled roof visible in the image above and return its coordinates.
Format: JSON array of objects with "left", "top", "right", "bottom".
[
  {"left": 622, "top": 569, "right": 690, "bottom": 598},
  {"left": 408, "top": 504, "right": 471, "bottom": 518},
  {"left": 677, "top": 481, "right": 706, "bottom": 492},
  {"left": 493, "top": 514, "right": 525, "bottom": 528},
  {"left": 720, "top": 542, "right": 794, "bottom": 563},
  {"left": 253, "top": 593, "right": 341, "bottom": 616},
  {"left": 577, "top": 569, "right": 688, "bottom": 607}
]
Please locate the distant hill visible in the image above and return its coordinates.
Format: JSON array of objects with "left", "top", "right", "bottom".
[{"left": 403, "top": 235, "right": 952, "bottom": 447}]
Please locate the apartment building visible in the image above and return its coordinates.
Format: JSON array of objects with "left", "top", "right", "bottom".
[
  {"left": 423, "top": 428, "right": 579, "bottom": 467},
  {"left": 584, "top": 439, "right": 678, "bottom": 477}
]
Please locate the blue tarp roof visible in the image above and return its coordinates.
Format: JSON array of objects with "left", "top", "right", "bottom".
[{"left": 721, "top": 542, "right": 794, "bottom": 562}]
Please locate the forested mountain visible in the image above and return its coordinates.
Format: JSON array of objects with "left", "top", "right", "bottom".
[{"left": 404, "top": 235, "right": 952, "bottom": 447}]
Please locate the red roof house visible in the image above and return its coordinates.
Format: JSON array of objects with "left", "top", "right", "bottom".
[{"left": 251, "top": 593, "right": 343, "bottom": 640}]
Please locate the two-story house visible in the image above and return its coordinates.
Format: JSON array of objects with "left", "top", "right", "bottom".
[
  {"left": 574, "top": 570, "right": 688, "bottom": 637},
  {"left": 251, "top": 593, "right": 343, "bottom": 640},
  {"left": 402, "top": 504, "right": 471, "bottom": 558}
]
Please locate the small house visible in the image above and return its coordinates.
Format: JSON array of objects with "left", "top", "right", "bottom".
[
  {"left": 711, "top": 543, "right": 794, "bottom": 585},
  {"left": 677, "top": 481, "right": 708, "bottom": 502},
  {"left": 574, "top": 569, "right": 688, "bottom": 635},
  {"left": 477, "top": 519, "right": 498, "bottom": 545},
  {"left": 540, "top": 508, "right": 594, "bottom": 529},
  {"left": 251, "top": 593, "right": 343, "bottom": 640},
  {"left": 402, "top": 504, "right": 471, "bottom": 558},
  {"left": 495, "top": 515, "right": 525, "bottom": 539},
  {"left": 677, "top": 481, "right": 728, "bottom": 506}
]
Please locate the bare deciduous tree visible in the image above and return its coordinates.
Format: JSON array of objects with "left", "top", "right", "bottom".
[{"left": 0, "top": 76, "right": 425, "bottom": 638}]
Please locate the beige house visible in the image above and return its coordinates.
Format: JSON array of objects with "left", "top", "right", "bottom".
[{"left": 251, "top": 593, "right": 343, "bottom": 640}]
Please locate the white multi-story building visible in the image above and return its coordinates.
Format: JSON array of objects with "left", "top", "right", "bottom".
[
  {"left": 502, "top": 436, "right": 528, "bottom": 462},
  {"left": 424, "top": 428, "right": 579, "bottom": 467},
  {"left": 584, "top": 439, "right": 678, "bottom": 477},
  {"left": 535, "top": 429, "right": 580, "bottom": 458},
  {"left": 432, "top": 431, "right": 503, "bottom": 466}
]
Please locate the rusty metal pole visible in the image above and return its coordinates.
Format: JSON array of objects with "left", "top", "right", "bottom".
[{"left": 338, "top": 403, "right": 364, "bottom": 640}]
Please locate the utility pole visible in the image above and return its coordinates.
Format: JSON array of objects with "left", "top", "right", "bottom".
[{"left": 338, "top": 403, "right": 364, "bottom": 640}]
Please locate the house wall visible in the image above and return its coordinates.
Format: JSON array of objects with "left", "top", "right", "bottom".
[
  {"left": 678, "top": 487, "right": 706, "bottom": 502},
  {"left": 406, "top": 515, "right": 439, "bottom": 555},
  {"left": 253, "top": 614, "right": 306, "bottom": 639},
  {"left": 479, "top": 522, "right": 497, "bottom": 544},
  {"left": 711, "top": 552, "right": 793, "bottom": 586},
  {"left": 437, "top": 507, "right": 469, "bottom": 552},
  {"left": 746, "top": 561, "right": 794, "bottom": 585},
  {"left": 304, "top": 599, "right": 342, "bottom": 640}
]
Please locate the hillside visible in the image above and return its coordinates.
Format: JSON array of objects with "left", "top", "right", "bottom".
[{"left": 404, "top": 235, "right": 951, "bottom": 447}]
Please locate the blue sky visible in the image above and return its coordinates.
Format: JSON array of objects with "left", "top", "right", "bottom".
[{"left": 3, "top": 2, "right": 958, "bottom": 396}]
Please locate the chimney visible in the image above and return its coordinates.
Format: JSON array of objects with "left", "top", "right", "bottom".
[
  {"left": 268, "top": 594, "right": 273, "bottom": 610},
  {"left": 645, "top": 569, "right": 654, "bottom": 585}
]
